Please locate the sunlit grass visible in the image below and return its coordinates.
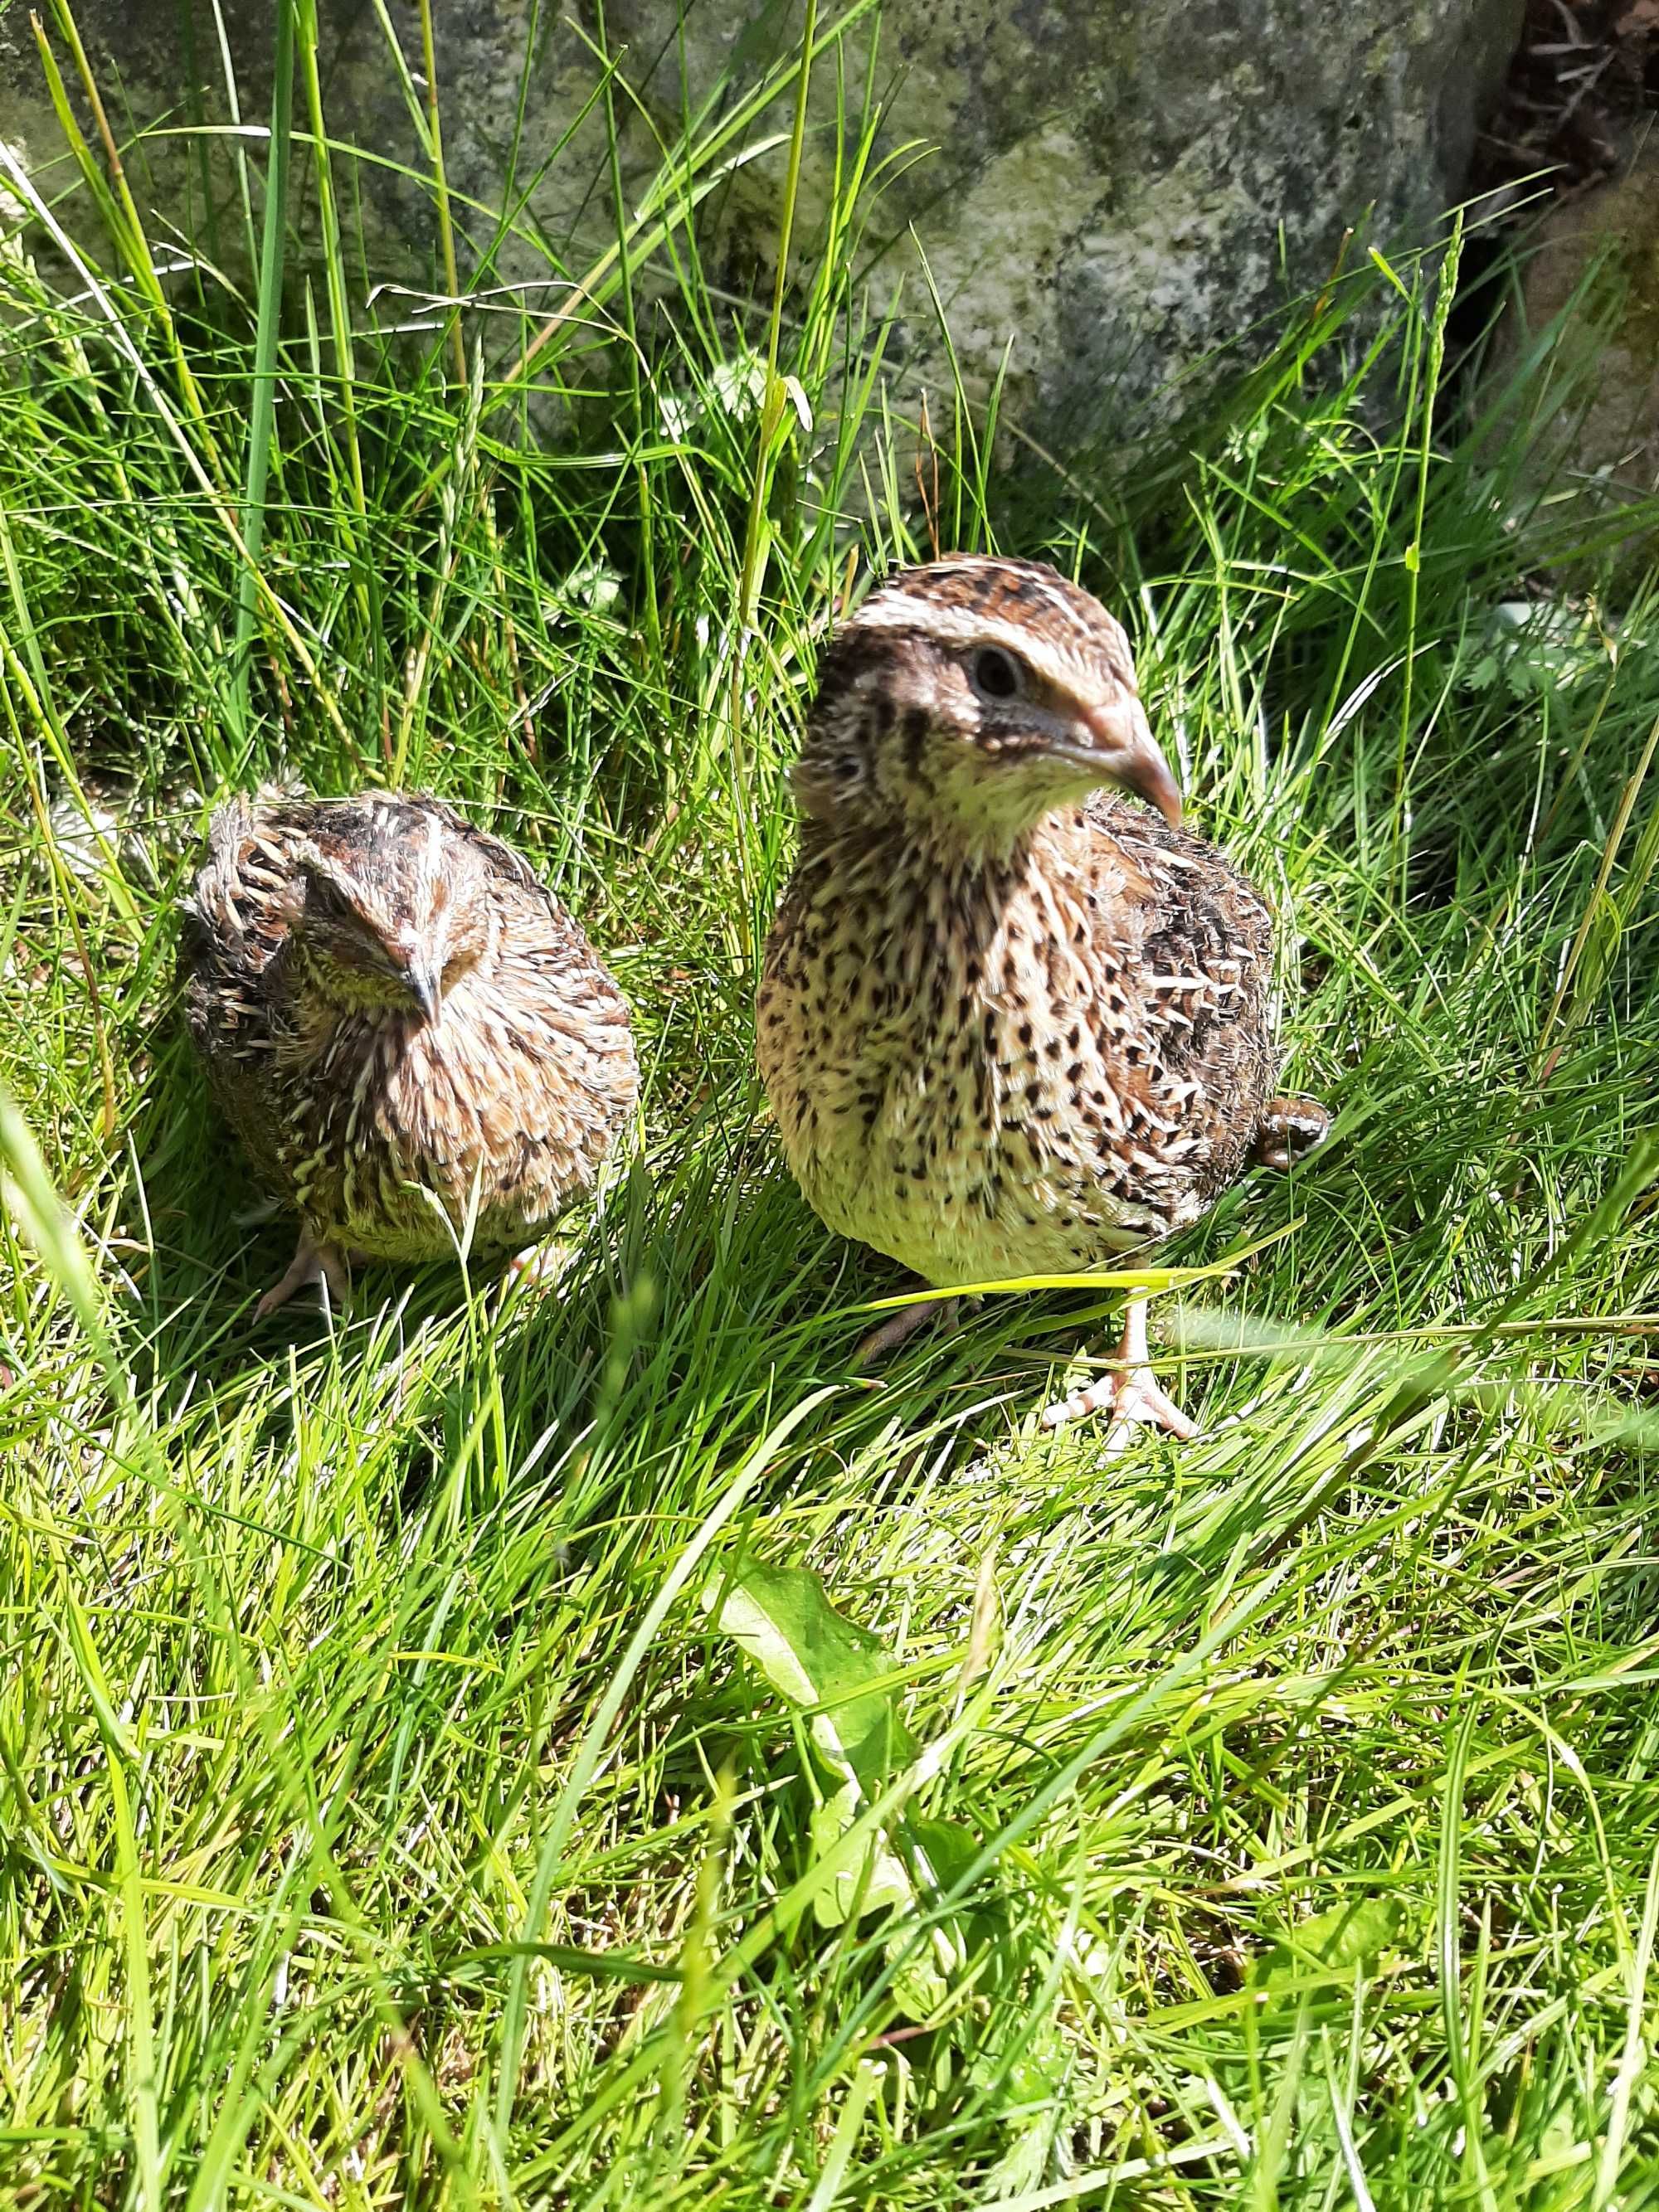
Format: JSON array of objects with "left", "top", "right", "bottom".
[{"left": 0, "top": 3, "right": 1657, "bottom": 2205}]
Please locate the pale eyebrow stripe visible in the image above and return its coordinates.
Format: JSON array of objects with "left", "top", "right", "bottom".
[{"left": 845, "top": 598, "right": 1120, "bottom": 692}]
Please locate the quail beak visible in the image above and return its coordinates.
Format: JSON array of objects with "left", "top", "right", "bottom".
[
  {"left": 405, "top": 957, "right": 443, "bottom": 1025},
  {"left": 1078, "top": 696, "right": 1184, "bottom": 829}
]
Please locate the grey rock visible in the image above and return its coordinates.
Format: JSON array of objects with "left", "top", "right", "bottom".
[
  {"left": 1496, "top": 147, "right": 1659, "bottom": 540},
  {"left": 0, "top": 0, "right": 1521, "bottom": 449}
]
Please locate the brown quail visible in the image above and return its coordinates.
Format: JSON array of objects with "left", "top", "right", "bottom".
[
  {"left": 181, "top": 790, "right": 638, "bottom": 1315},
  {"left": 756, "top": 556, "right": 1329, "bottom": 1443}
]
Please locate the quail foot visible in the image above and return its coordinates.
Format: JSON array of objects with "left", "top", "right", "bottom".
[
  {"left": 181, "top": 790, "right": 638, "bottom": 1315},
  {"left": 757, "top": 556, "right": 1328, "bottom": 1443}
]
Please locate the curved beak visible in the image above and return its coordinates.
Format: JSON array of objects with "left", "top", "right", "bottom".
[
  {"left": 405, "top": 956, "right": 442, "bottom": 1025},
  {"left": 1079, "top": 697, "right": 1183, "bottom": 829}
]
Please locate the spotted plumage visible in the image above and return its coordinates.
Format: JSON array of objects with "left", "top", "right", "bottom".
[
  {"left": 181, "top": 790, "right": 637, "bottom": 1314},
  {"left": 757, "top": 555, "right": 1329, "bottom": 1439}
]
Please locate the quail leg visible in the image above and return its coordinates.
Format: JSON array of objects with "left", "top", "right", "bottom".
[
  {"left": 1041, "top": 1294, "right": 1197, "bottom": 1444},
  {"left": 855, "top": 1294, "right": 961, "bottom": 1366},
  {"left": 504, "top": 1237, "right": 574, "bottom": 1294},
  {"left": 255, "top": 1230, "right": 350, "bottom": 1320}
]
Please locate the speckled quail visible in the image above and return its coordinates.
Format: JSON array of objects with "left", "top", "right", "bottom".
[
  {"left": 756, "top": 555, "right": 1329, "bottom": 1443},
  {"left": 181, "top": 790, "right": 637, "bottom": 1315}
]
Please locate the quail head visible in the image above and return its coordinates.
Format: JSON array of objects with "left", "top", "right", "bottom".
[
  {"left": 181, "top": 790, "right": 637, "bottom": 1315},
  {"left": 757, "top": 555, "right": 1328, "bottom": 1444}
]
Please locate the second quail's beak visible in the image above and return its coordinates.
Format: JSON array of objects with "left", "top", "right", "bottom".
[
  {"left": 1078, "top": 696, "right": 1184, "bottom": 829},
  {"left": 405, "top": 956, "right": 442, "bottom": 1025}
]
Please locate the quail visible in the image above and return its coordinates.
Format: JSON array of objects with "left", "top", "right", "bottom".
[
  {"left": 757, "top": 555, "right": 1329, "bottom": 1442},
  {"left": 181, "top": 790, "right": 637, "bottom": 1315}
]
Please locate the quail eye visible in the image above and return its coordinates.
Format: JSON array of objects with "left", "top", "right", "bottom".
[{"left": 970, "top": 646, "right": 1023, "bottom": 702}]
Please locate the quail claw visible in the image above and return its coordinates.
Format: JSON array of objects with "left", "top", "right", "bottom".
[
  {"left": 255, "top": 1232, "right": 349, "bottom": 1320},
  {"left": 1040, "top": 1292, "right": 1197, "bottom": 1448},
  {"left": 504, "top": 1238, "right": 574, "bottom": 1294},
  {"left": 1040, "top": 1366, "right": 1199, "bottom": 1446}
]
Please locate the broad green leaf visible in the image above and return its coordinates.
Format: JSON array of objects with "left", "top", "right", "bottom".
[
  {"left": 883, "top": 1908, "right": 969, "bottom": 2024},
  {"left": 908, "top": 1816, "right": 981, "bottom": 1896},
  {"left": 703, "top": 1558, "right": 917, "bottom": 1797},
  {"left": 1258, "top": 1896, "right": 1404, "bottom": 1988},
  {"left": 809, "top": 1782, "right": 914, "bottom": 1928}
]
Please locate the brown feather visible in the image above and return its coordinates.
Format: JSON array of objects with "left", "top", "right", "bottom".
[{"left": 181, "top": 789, "right": 636, "bottom": 1271}]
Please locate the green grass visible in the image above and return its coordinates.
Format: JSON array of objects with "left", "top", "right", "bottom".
[{"left": 2, "top": 6, "right": 1658, "bottom": 2205}]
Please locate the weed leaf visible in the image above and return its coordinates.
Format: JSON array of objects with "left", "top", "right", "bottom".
[{"left": 703, "top": 1557, "right": 918, "bottom": 1798}]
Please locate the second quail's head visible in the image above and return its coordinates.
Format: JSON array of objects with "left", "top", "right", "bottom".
[
  {"left": 287, "top": 799, "right": 496, "bottom": 1024},
  {"left": 793, "top": 556, "right": 1182, "bottom": 851}
]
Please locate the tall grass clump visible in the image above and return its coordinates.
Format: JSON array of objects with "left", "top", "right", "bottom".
[{"left": 0, "top": 2, "right": 1657, "bottom": 2205}]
